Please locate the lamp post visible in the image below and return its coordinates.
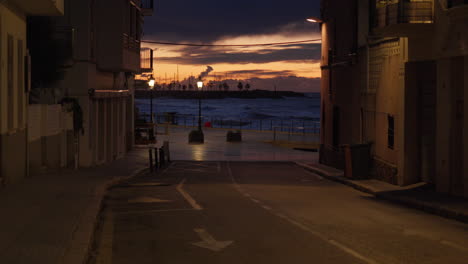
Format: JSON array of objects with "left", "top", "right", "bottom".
[
  {"left": 148, "top": 75, "right": 155, "bottom": 140},
  {"left": 196, "top": 80, "right": 203, "bottom": 131}
]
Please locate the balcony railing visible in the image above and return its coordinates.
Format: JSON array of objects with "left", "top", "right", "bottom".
[
  {"left": 123, "top": 34, "right": 141, "bottom": 53},
  {"left": 375, "top": 1, "right": 433, "bottom": 28},
  {"left": 140, "top": 48, "right": 154, "bottom": 72}
]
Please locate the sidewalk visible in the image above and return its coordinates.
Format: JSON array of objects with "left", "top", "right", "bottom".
[
  {"left": 0, "top": 149, "right": 148, "bottom": 264},
  {"left": 296, "top": 162, "right": 468, "bottom": 224},
  {"left": 155, "top": 126, "right": 319, "bottom": 162}
]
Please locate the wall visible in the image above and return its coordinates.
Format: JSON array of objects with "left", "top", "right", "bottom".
[
  {"left": 365, "top": 38, "right": 407, "bottom": 184},
  {"left": 0, "top": 4, "right": 27, "bottom": 135},
  {"left": 433, "top": 2, "right": 468, "bottom": 197},
  {"left": 28, "top": 104, "right": 75, "bottom": 173},
  {"left": 0, "top": 4, "right": 28, "bottom": 185}
]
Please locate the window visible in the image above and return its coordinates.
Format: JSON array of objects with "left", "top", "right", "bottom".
[
  {"left": 388, "top": 115, "right": 395, "bottom": 149},
  {"left": 17, "top": 39, "right": 24, "bottom": 128},
  {"left": 7, "top": 35, "right": 14, "bottom": 131}
]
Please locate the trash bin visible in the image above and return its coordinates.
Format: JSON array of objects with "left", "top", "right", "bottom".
[{"left": 342, "top": 143, "right": 370, "bottom": 179}]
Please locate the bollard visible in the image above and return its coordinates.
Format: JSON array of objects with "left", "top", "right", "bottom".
[
  {"left": 163, "top": 141, "right": 171, "bottom": 163},
  {"left": 148, "top": 148, "right": 154, "bottom": 172},
  {"left": 159, "top": 148, "right": 165, "bottom": 168},
  {"left": 153, "top": 148, "right": 158, "bottom": 170}
]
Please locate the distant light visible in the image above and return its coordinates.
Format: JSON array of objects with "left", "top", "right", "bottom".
[
  {"left": 197, "top": 81, "right": 203, "bottom": 90},
  {"left": 148, "top": 76, "right": 155, "bottom": 89},
  {"left": 307, "top": 17, "right": 323, "bottom": 23}
]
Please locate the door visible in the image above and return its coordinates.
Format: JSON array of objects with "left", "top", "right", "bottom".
[
  {"left": 419, "top": 61, "right": 437, "bottom": 184},
  {"left": 450, "top": 57, "right": 464, "bottom": 196}
]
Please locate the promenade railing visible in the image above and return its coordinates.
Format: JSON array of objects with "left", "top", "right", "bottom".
[{"left": 136, "top": 113, "right": 320, "bottom": 145}]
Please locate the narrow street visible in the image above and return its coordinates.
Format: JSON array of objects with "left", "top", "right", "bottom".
[{"left": 92, "top": 161, "right": 468, "bottom": 264}]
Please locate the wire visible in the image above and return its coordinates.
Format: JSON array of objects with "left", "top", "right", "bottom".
[{"left": 140, "top": 39, "right": 321, "bottom": 47}]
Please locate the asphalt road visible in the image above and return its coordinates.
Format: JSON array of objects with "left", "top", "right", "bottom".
[{"left": 91, "top": 161, "right": 468, "bottom": 264}]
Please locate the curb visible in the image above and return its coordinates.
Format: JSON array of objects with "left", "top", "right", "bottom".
[
  {"left": 61, "top": 166, "right": 148, "bottom": 264},
  {"left": 296, "top": 162, "right": 468, "bottom": 225}
]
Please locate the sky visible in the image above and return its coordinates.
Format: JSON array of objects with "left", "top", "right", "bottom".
[{"left": 141, "top": 0, "right": 322, "bottom": 92}]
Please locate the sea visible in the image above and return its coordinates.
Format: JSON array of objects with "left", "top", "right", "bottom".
[{"left": 135, "top": 92, "right": 321, "bottom": 131}]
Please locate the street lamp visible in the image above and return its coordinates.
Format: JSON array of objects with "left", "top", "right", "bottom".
[
  {"left": 197, "top": 80, "right": 203, "bottom": 131},
  {"left": 306, "top": 17, "right": 323, "bottom": 23},
  {"left": 148, "top": 75, "right": 155, "bottom": 140}
]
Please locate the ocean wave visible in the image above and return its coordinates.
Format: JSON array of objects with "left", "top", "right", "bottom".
[{"left": 247, "top": 112, "right": 276, "bottom": 120}]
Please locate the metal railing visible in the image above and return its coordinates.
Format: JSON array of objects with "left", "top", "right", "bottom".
[
  {"left": 123, "top": 33, "right": 140, "bottom": 53},
  {"left": 140, "top": 48, "right": 153, "bottom": 72},
  {"left": 375, "top": 1, "right": 433, "bottom": 28},
  {"left": 136, "top": 113, "right": 321, "bottom": 134}
]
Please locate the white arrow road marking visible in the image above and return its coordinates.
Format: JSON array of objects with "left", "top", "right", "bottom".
[
  {"left": 191, "top": 228, "right": 234, "bottom": 252},
  {"left": 127, "top": 197, "right": 171, "bottom": 203},
  {"left": 177, "top": 178, "right": 203, "bottom": 210}
]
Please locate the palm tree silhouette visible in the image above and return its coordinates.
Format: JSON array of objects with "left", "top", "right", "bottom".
[{"left": 237, "top": 82, "right": 243, "bottom": 91}]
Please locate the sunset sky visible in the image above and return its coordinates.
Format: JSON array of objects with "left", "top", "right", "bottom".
[{"left": 141, "top": 0, "right": 321, "bottom": 92}]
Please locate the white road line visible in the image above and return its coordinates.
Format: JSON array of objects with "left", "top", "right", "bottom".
[
  {"left": 177, "top": 178, "right": 203, "bottom": 210},
  {"left": 441, "top": 240, "right": 468, "bottom": 253},
  {"left": 226, "top": 161, "right": 379, "bottom": 264}
]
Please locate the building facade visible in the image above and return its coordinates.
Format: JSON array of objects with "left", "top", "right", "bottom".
[
  {"left": 320, "top": 0, "right": 468, "bottom": 197},
  {"left": 0, "top": 0, "right": 64, "bottom": 186},
  {"left": 38, "top": 0, "right": 154, "bottom": 167}
]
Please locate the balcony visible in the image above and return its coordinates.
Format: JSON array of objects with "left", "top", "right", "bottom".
[
  {"left": 140, "top": 0, "right": 154, "bottom": 16},
  {"left": 10, "top": 0, "right": 64, "bottom": 16},
  {"left": 373, "top": 1, "right": 434, "bottom": 37},
  {"left": 140, "top": 48, "right": 154, "bottom": 73},
  {"left": 96, "top": 33, "right": 140, "bottom": 73}
]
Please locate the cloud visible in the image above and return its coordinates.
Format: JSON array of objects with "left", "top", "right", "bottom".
[
  {"left": 152, "top": 43, "right": 321, "bottom": 65},
  {"left": 219, "top": 69, "right": 296, "bottom": 78}
]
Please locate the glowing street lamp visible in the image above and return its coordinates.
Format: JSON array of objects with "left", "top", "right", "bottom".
[
  {"left": 196, "top": 80, "right": 203, "bottom": 131},
  {"left": 148, "top": 76, "right": 155, "bottom": 88},
  {"left": 197, "top": 80, "right": 203, "bottom": 90},
  {"left": 306, "top": 17, "right": 323, "bottom": 23},
  {"left": 148, "top": 75, "right": 156, "bottom": 140}
]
